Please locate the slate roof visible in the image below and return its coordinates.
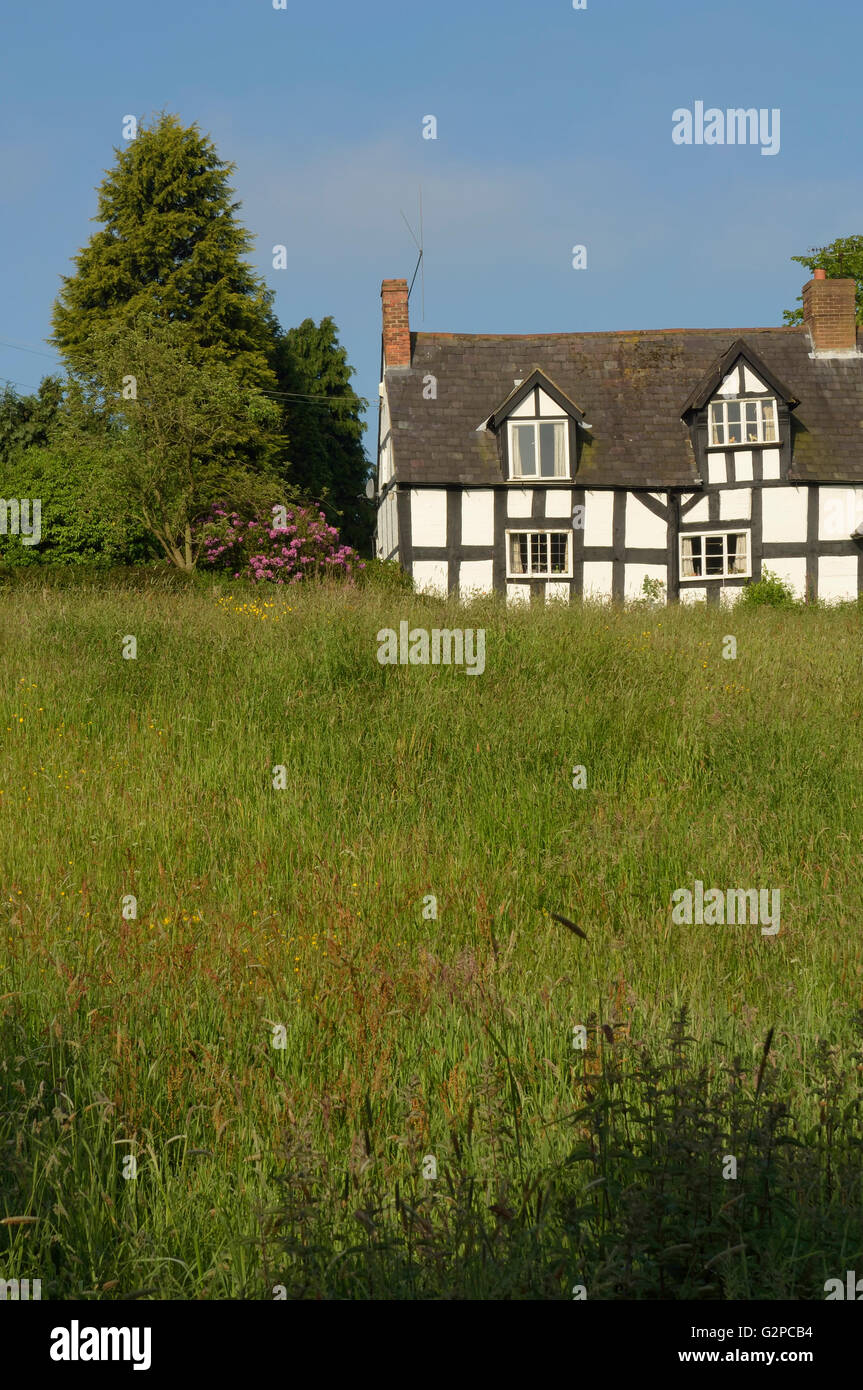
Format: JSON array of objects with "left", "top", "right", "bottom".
[{"left": 385, "top": 326, "right": 863, "bottom": 488}]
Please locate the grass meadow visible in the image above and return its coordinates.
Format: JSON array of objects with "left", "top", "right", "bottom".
[{"left": 1, "top": 577, "right": 862, "bottom": 1300}]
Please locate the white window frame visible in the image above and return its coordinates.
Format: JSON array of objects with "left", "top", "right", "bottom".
[
  {"left": 506, "top": 418, "right": 570, "bottom": 480},
  {"left": 679, "top": 529, "right": 751, "bottom": 581},
  {"left": 506, "top": 529, "right": 573, "bottom": 579},
  {"left": 708, "top": 396, "right": 777, "bottom": 448}
]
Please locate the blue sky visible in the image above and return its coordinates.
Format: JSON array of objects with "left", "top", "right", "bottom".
[{"left": 2, "top": 0, "right": 862, "bottom": 459}]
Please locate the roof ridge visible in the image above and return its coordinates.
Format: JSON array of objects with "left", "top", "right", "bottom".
[{"left": 413, "top": 326, "right": 802, "bottom": 340}]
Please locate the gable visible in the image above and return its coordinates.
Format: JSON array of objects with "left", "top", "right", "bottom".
[
  {"left": 486, "top": 367, "right": 588, "bottom": 430},
  {"left": 717, "top": 362, "right": 771, "bottom": 396},
  {"left": 681, "top": 338, "right": 799, "bottom": 416}
]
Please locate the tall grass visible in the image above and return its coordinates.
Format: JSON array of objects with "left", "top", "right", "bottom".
[{"left": 1, "top": 582, "right": 861, "bottom": 1298}]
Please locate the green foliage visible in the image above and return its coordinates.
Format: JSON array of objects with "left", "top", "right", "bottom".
[
  {"left": 0, "top": 442, "right": 154, "bottom": 567},
  {"left": 783, "top": 235, "right": 863, "bottom": 325},
  {"left": 47, "top": 111, "right": 375, "bottom": 553},
  {"left": 0, "top": 377, "right": 63, "bottom": 464},
  {"left": 61, "top": 313, "right": 283, "bottom": 570},
  {"left": 639, "top": 573, "right": 666, "bottom": 605},
  {"left": 356, "top": 556, "right": 414, "bottom": 595},
  {"left": 270, "top": 317, "right": 372, "bottom": 551},
  {"left": 50, "top": 112, "right": 278, "bottom": 393},
  {"left": 738, "top": 567, "right": 798, "bottom": 608}
]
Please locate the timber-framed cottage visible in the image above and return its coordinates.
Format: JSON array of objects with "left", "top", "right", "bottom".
[{"left": 373, "top": 272, "right": 863, "bottom": 604}]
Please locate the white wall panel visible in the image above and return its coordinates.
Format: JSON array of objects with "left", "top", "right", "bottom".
[
  {"left": 761, "top": 486, "right": 808, "bottom": 544},
  {"left": 625, "top": 495, "right": 666, "bottom": 548},
  {"left": 410, "top": 489, "right": 447, "bottom": 547},
  {"left": 584, "top": 492, "right": 614, "bottom": 547},
  {"left": 461, "top": 490, "right": 494, "bottom": 545},
  {"left": 412, "top": 560, "right": 448, "bottom": 596}
]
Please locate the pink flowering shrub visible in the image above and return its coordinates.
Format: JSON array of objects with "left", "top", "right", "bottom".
[{"left": 198, "top": 504, "right": 365, "bottom": 584}]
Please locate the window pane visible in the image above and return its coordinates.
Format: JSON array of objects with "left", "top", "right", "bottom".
[
  {"left": 512, "top": 424, "right": 536, "bottom": 476},
  {"left": 726, "top": 401, "right": 741, "bottom": 444},
  {"left": 530, "top": 533, "right": 546, "bottom": 574},
  {"left": 539, "top": 422, "right": 558, "bottom": 478},
  {"left": 710, "top": 404, "right": 724, "bottom": 446},
  {"left": 510, "top": 534, "right": 527, "bottom": 574},
  {"left": 705, "top": 535, "right": 724, "bottom": 574},
  {"left": 550, "top": 533, "right": 568, "bottom": 572},
  {"left": 730, "top": 533, "right": 747, "bottom": 573},
  {"left": 539, "top": 422, "right": 565, "bottom": 477},
  {"left": 763, "top": 401, "right": 776, "bottom": 441},
  {"left": 682, "top": 535, "right": 701, "bottom": 577}
]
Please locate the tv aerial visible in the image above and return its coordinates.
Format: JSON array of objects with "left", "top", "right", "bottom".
[{"left": 400, "top": 187, "right": 425, "bottom": 321}]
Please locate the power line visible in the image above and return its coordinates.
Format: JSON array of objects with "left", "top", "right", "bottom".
[
  {"left": 0, "top": 374, "right": 42, "bottom": 393},
  {"left": 0, "top": 338, "right": 63, "bottom": 361}
]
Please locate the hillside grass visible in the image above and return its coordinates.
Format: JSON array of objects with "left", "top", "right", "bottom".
[{"left": 1, "top": 581, "right": 862, "bottom": 1299}]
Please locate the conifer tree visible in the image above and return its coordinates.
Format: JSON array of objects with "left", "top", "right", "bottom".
[
  {"left": 51, "top": 112, "right": 278, "bottom": 392},
  {"left": 271, "top": 317, "right": 372, "bottom": 550}
]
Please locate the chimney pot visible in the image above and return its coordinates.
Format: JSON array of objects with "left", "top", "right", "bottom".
[{"left": 814, "top": 267, "right": 827, "bottom": 280}]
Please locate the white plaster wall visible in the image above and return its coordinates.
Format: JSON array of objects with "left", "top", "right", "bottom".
[
  {"left": 762, "top": 449, "right": 781, "bottom": 480},
  {"left": 410, "top": 489, "right": 447, "bottom": 547},
  {"left": 412, "top": 560, "right": 448, "bottom": 596},
  {"left": 506, "top": 583, "right": 530, "bottom": 605},
  {"left": 818, "top": 554, "right": 858, "bottom": 602},
  {"left": 761, "top": 486, "right": 808, "bottom": 544},
  {"left": 510, "top": 396, "right": 535, "bottom": 418},
  {"left": 742, "top": 366, "right": 766, "bottom": 392},
  {"left": 679, "top": 586, "right": 707, "bottom": 603},
  {"left": 625, "top": 495, "right": 666, "bottom": 549},
  {"left": 582, "top": 560, "right": 613, "bottom": 598},
  {"left": 507, "top": 488, "right": 533, "bottom": 517},
  {"left": 545, "top": 489, "right": 572, "bottom": 518},
  {"left": 819, "top": 487, "right": 863, "bottom": 540},
  {"left": 584, "top": 491, "right": 614, "bottom": 547},
  {"left": 459, "top": 559, "right": 494, "bottom": 597},
  {"left": 685, "top": 496, "right": 710, "bottom": 524},
  {"left": 378, "top": 489, "right": 398, "bottom": 559},
  {"left": 707, "top": 454, "right": 727, "bottom": 484},
  {"left": 718, "top": 367, "right": 741, "bottom": 396},
  {"left": 764, "top": 556, "right": 806, "bottom": 598},
  {"left": 537, "top": 388, "right": 565, "bottom": 416},
  {"left": 461, "top": 490, "right": 494, "bottom": 545},
  {"left": 378, "top": 389, "right": 393, "bottom": 486},
  {"left": 625, "top": 563, "right": 666, "bottom": 599},
  {"left": 733, "top": 451, "right": 753, "bottom": 482},
  {"left": 719, "top": 488, "right": 752, "bottom": 520},
  {"left": 545, "top": 581, "right": 570, "bottom": 603}
]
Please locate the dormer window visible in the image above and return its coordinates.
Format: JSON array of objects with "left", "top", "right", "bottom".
[
  {"left": 709, "top": 397, "right": 777, "bottom": 447},
  {"left": 508, "top": 419, "right": 569, "bottom": 479}
]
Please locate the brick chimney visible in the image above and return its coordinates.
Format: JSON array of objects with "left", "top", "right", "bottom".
[
  {"left": 802, "top": 271, "right": 857, "bottom": 353},
  {"left": 381, "top": 279, "right": 411, "bottom": 368}
]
